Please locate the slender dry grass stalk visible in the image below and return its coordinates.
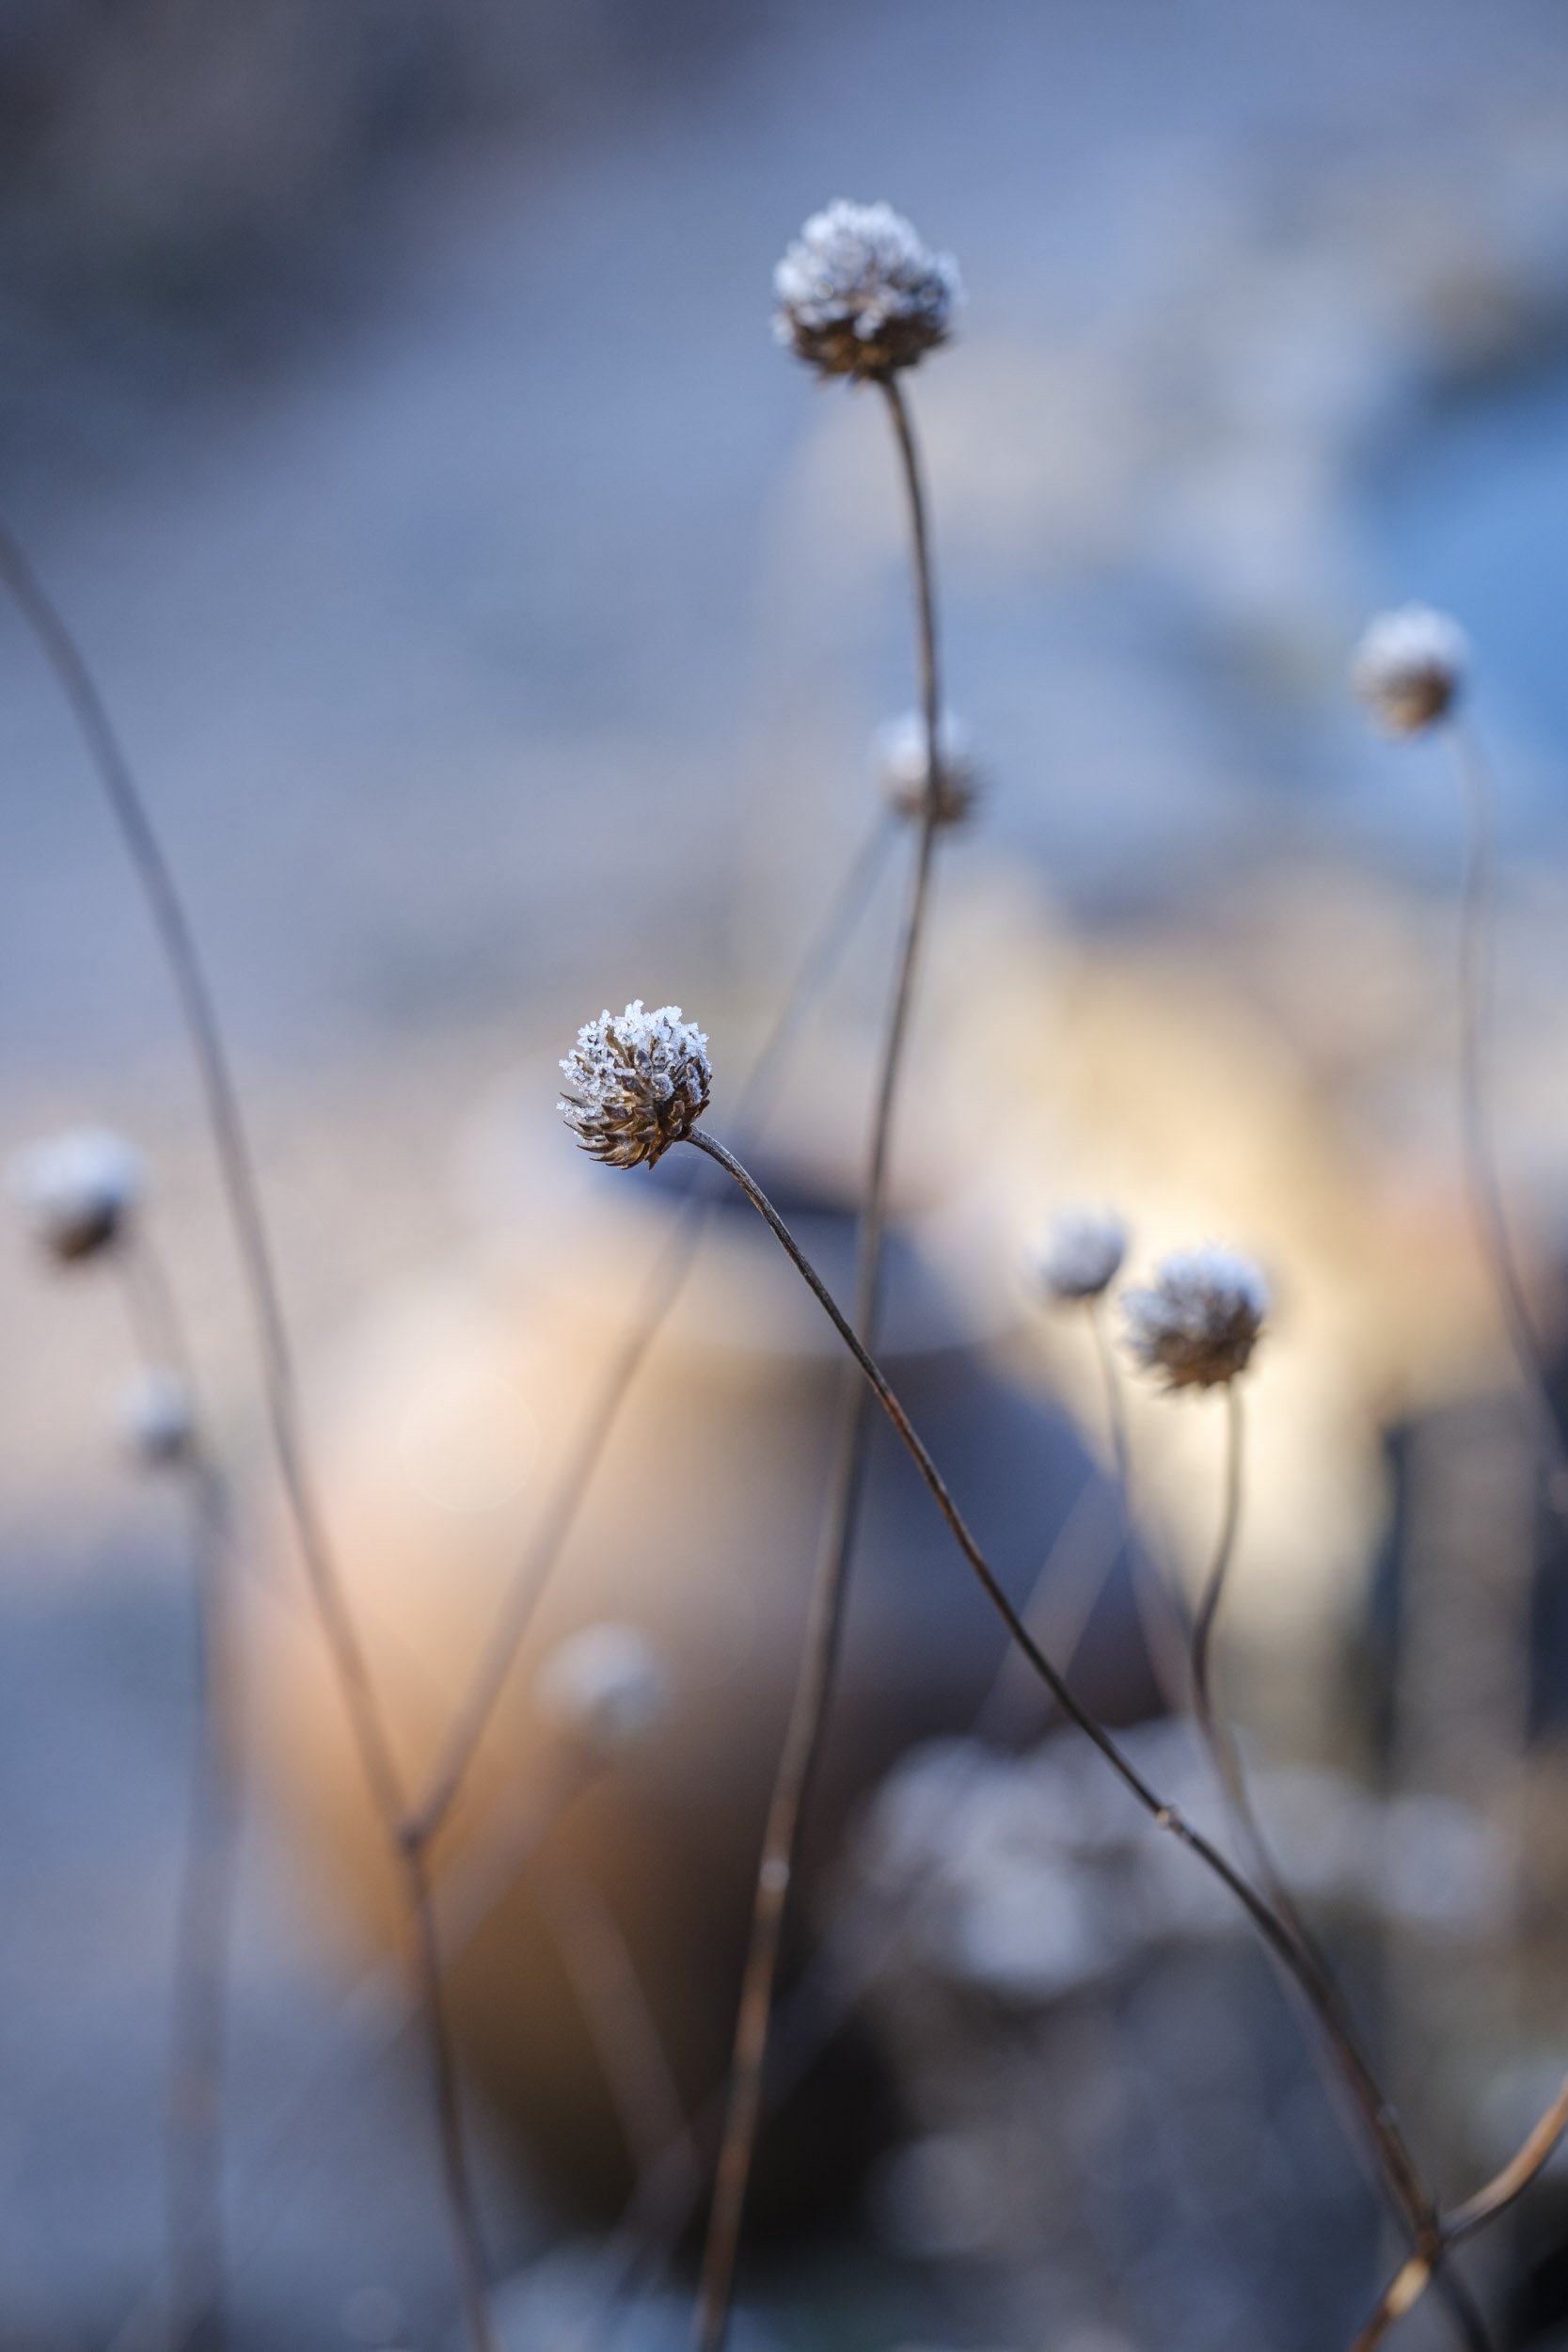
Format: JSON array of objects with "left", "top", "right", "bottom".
[
  {"left": 691, "top": 372, "right": 945, "bottom": 2352},
  {"left": 0, "top": 521, "right": 501, "bottom": 2352},
  {"left": 1449, "top": 719, "right": 1568, "bottom": 1511},
  {"left": 683, "top": 1124, "right": 1491, "bottom": 2345},
  {"left": 1085, "top": 1291, "right": 1194, "bottom": 1708},
  {"left": 1180, "top": 1383, "right": 1499, "bottom": 2348},
  {"left": 538, "top": 1859, "right": 701, "bottom": 2206},
  {"left": 408, "top": 811, "right": 895, "bottom": 1849},
  {"left": 117, "top": 1234, "right": 238, "bottom": 2352}
]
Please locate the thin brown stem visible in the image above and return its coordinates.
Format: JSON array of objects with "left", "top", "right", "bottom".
[
  {"left": 399, "top": 1839, "right": 500, "bottom": 2352},
  {"left": 691, "top": 371, "right": 944, "bottom": 2352},
  {"left": 407, "top": 812, "right": 896, "bottom": 1848},
  {"left": 1183, "top": 1387, "right": 1490, "bottom": 2345},
  {"left": 1451, "top": 720, "right": 1568, "bottom": 1513},
  {"left": 685, "top": 1124, "right": 1478, "bottom": 2328},
  {"left": 165, "top": 1459, "right": 239, "bottom": 2352},
  {"left": 0, "top": 524, "right": 502, "bottom": 2349},
  {"left": 1086, "top": 1295, "right": 1192, "bottom": 1708},
  {"left": 115, "top": 1236, "right": 237, "bottom": 2352},
  {"left": 1449, "top": 2069, "right": 1568, "bottom": 2239},
  {"left": 539, "top": 1860, "right": 700, "bottom": 2204}
]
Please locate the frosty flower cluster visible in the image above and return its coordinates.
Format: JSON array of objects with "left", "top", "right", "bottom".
[
  {"left": 873, "top": 708, "right": 980, "bottom": 828},
  {"left": 1351, "top": 604, "right": 1468, "bottom": 736},
  {"left": 1035, "top": 1208, "right": 1128, "bottom": 1305},
  {"left": 1122, "top": 1245, "right": 1268, "bottom": 1390},
  {"left": 773, "top": 199, "right": 961, "bottom": 379},
  {"left": 558, "top": 1001, "right": 711, "bottom": 1170},
  {"left": 10, "top": 1126, "right": 143, "bottom": 1263}
]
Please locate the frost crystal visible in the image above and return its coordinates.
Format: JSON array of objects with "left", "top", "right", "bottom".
[
  {"left": 873, "top": 707, "right": 980, "bottom": 827},
  {"left": 1036, "top": 1208, "right": 1129, "bottom": 1305},
  {"left": 1123, "top": 1245, "right": 1269, "bottom": 1390},
  {"left": 1352, "top": 605, "right": 1468, "bottom": 735},
  {"left": 558, "top": 1001, "right": 711, "bottom": 1169},
  {"left": 11, "top": 1126, "right": 143, "bottom": 1262},
  {"left": 537, "top": 1623, "right": 673, "bottom": 1760},
  {"left": 773, "top": 199, "right": 961, "bottom": 378},
  {"left": 119, "top": 1368, "right": 196, "bottom": 1468}
]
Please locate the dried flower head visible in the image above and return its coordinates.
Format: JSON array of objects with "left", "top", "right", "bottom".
[
  {"left": 773, "top": 199, "right": 961, "bottom": 379},
  {"left": 11, "top": 1126, "right": 144, "bottom": 1263},
  {"left": 1123, "top": 1245, "right": 1269, "bottom": 1390},
  {"left": 119, "top": 1368, "right": 196, "bottom": 1468},
  {"left": 558, "top": 1001, "right": 711, "bottom": 1169},
  {"left": 537, "top": 1623, "right": 673, "bottom": 1760},
  {"left": 873, "top": 708, "right": 980, "bottom": 827},
  {"left": 1351, "top": 605, "right": 1468, "bottom": 735},
  {"left": 1035, "top": 1208, "right": 1129, "bottom": 1305}
]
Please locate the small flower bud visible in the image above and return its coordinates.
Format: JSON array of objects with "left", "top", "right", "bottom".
[
  {"left": 1123, "top": 1246, "right": 1269, "bottom": 1391},
  {"left": 1351, "top": 605, "right": 1468, "bottom": 735},
  {"left": 558, "top": 1001, "right": 711, "bottom": 1170},
  {"left": 536, "top": 1623, "right": 673, "bottom": 1761},
  {"left": 119, "top": 1368, "right": 196, "bottom": 1468},
  {"left": 773, "top": 199, "right": 961, "bottom": 379},
  {"left": 873, "top": 708, "right": 979, "bottom": 827},
  {"left": 11, "top": 1126, "right": 143, "bottom": 1263},
  {"left": 1035, "top": 1208, "right": 1129, "bottom": 1305}
]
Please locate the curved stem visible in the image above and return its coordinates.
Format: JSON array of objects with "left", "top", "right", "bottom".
[
  {"left": 1183, "top": 1387, "right": 1487, "bottom": 2344},
  {"left": 119, "top": 1237, "right": 239, "bottom": 2352},
  {"left": 409, "top": 811, "right": 896, "bottom": 1847},
  {"left": 684, "top": 1125, "right": 1474, "bottom": 2325},
  {"left": 1451, "top": 721, "right": 1568, "bottom": 1512},
  {"left": 166, "top": 1460, "right": 239, "bottom": 2352},
  {"left": 0, "top": 524, "right": 505, "bottom": 2349},
  {"left": 691, "top": 373, "right": 944, "bottom": 2352},
  {"left": 399, "top": 1839, "right": 500, "bottom": 2352},
  {"left": 1086, "top": 1295, "right": 1192, "bottom": 1708}
]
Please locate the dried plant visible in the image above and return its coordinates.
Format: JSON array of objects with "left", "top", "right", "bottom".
[{"left": 15, "top": 185, "right": 1568, "bottom": 2352}]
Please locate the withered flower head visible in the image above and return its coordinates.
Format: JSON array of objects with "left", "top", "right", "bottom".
[
  {"left": 537, "top": 1623, "right": 673, "bottom": 1761},
  {"left": 773, "top": 199, "right": 960, "bottom": 379},
  {"left": 1123, "top": 1245, "right": 1269, "bottom": 1390},
  {"left": 1036, "top": 1207, "right": 1129, "bottom": 1305},
  {"left": 1352, "top": 605, "right": 1468, "bottom": 735},
  {"left": 873, "top": 707, "right": 980, "bottom": 827},
  {"left": 11, "top": 1126, "right": 144, "bottom": 1263},
  {"left": 119, "top": 1368, "right": 196, "bottom": 1469},
  {"left": 559, "top": 1000, "right": 711, "bottom": 1169}
]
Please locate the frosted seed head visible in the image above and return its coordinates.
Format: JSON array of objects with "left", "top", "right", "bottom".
[
  {"left": 1035, "top": 1208, "right": 1129, "bottom": 1306},
  {"left": 558, "top": 1001, "right": 711, "bottom": 1169},
  {"left": 873, "top": 708, "right": 980, "bottom": 827},
  {"left": 11, "top": 1126, "right": 143, "bottom": 1263},
  {"left": 1351, "top": 605, "right": 1468, "bottom": 735},
  {"left": 536, "top": 1623, "right": 673, "bottom": 1760},
  {"left": 773, "top": 199, "right": 961, "bottom": 379},
  {"left": 119, "top": 1368, "right": 196, "bottom": 1469},
  {"left": 1123, "top": 1245, "right": 1269, "bottom": 1390}
]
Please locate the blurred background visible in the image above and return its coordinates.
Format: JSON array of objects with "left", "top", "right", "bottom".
[{"left": 9, "top": 1, "right": 1568, "bottom": 2346}]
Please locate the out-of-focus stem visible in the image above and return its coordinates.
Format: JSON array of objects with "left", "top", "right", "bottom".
[
  {"left": 1451, "top": 721, "right": 1568, "bottom": 1512},
  {"left": 687, "top": 1125, "right": 1488, "bottom": 2351},
  {"left": 691, "top": 372, "right": 944, "bottom": 2352},
  {"left": 407, "top": 811, "right": 896, "bottom": 1849},
  {"left": 0, "top": 524, "right": 500, "bottom": 2351}
]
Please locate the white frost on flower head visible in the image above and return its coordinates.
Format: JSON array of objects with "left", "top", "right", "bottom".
[
  {"left": 872, "top": 708, "right": 980, "bottom": 828},
  {"left": 1035, "top": 1208, "right": 1129, "bottom": 1306},
  {"left": 537, "top": 1623, "right": 673, "bottom": 1761},
  {"left": 1352, "top": 604, "right": 1469, "bottom": 735},
  {"left": 1123, "top": 1245, "right": 1269, "bottom": 1391},
  {"left": 773, "top": 199, "right": 961, "bottom": 378},
  {"left": 11, "top": 1125, "right": 143, "bottom": 1263},
  {"left": 119, "top": 1368, "right": 196, "bottom": 1468},
  {"left": 558, "top": 1001, "right": 711, "bottom": 1170}
]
